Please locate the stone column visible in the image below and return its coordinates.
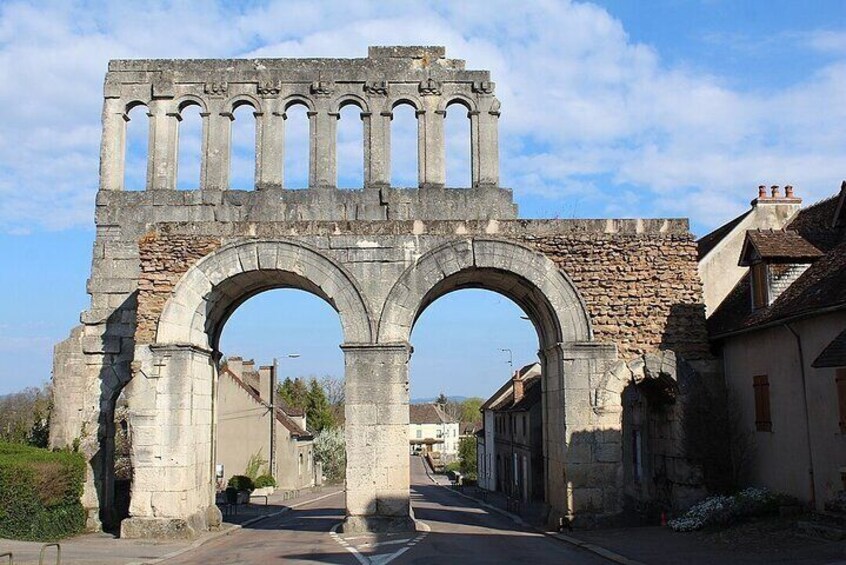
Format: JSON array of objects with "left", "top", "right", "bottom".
[
  {"left": 203, "top": 99, "right": 231, "bottom": 191},
  {"left": 476, "top": 100, "right": 500, "bottom": 187},
  {"left": 122, "top": 344, "right": 220, "bottom": 539},
  {"left": 364, "top": 111, "right": 391, "bottom": 188},
  {"left": 100, "top": 98, "right": 127, "bottom": 191},
  {"left": 309, "top": 104, "right": 337, "bottom": 189},
  {"left": 148, "top": 99, "right": 178, "bottom": 190},
  {"left": 417, "top": 105, "right": 446, "bottom": 189},
  {"left": 342, "top": 343, "right": 416, "bottom": 533}
]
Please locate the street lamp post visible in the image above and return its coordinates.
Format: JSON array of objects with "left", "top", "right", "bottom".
[
  {"left": 500, "top": 348, "right": 513, "bottom": 374},
  {"left": 271, "top": 353, "right": 300, "bottom": 481}
]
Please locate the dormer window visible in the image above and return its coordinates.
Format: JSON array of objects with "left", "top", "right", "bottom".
[
  {"left": 750, "top": 262, "right": 769, "bottom": 309},
  {"left": 739, "top": 229, "right": 823, "bottom": 311}
]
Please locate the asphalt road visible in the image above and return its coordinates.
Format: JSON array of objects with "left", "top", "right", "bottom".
[{"left": 164, "top": 456, "right": 609, "bottom": 564}]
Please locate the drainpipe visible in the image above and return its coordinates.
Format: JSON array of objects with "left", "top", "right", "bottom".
[{"left": 784, "top": 323, "right": 816, "bottom": 508}]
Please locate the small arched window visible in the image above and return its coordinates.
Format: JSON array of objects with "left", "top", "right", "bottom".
[
  {"left": 337, "top": 102, "right": 364, "bottom": 189},
  {"left": 284, "top": 102, "right": 310, "bottom": 189},
  {"left": 445, "top": 100, "right": 472, "bottom": 188},
  {"left": 230, "top": 102, "right": 257, "bottom": 190},
  {"left": 177, "top": 102, "right": 203, "bottom": 190},
  {"left": 124, "top": 103, "right": 149, "bottom": 191},
  {"left": 391, "top": 102, "right": 418, "bottom": 187}
]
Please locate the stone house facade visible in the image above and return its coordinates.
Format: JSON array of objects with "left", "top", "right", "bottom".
[
  {"left": 408, "top": 404, "right": 459, "bottom": 456},
  {"left": 704, "top": 183, "right": 846, "bottom": 510},
  {"left": 216, "top": 357, "right": 316, "bottom": 492},
  {"left": 478, "top": 363, "right": 544, "bottom": 502}
]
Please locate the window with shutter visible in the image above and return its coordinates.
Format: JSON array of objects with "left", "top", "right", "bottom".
[
  {"left": 836, "top": 369, "right": 846, "bottom": 434},
  {"left": 751, "top": 263, "right": 769, "bottom": 309},
  {"left": 753, "top": 374, "right": 772, "bottom": 432}
]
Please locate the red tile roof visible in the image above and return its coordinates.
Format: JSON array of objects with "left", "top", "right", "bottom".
[{"left": 739, "top": 230, "right": 823, "bottom": 266}]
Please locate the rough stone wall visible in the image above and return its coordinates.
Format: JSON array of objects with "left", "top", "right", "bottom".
[
  {"left": 522, "top": 234, "right": 710, "bottom": 361},
  {"left": 134, "top": 225, "right": 708, "bottom": 363},
  {"left": 136, "top": 232, "right": 221, "bottom": 344}
]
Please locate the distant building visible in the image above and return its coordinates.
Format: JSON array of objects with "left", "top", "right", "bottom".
[
  {"left": 703, "top": 183, "right": 846, "bottom": 510},
  {"left": 478, "top": 363, "right": 544, "bottom": 502},
  {"left": 217, "top": 357, "right": 316, "bottom": 491},
  {"left": 408, "top": 404, "right": 459, "bottom": 456}
]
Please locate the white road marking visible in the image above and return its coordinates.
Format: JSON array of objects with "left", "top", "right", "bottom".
[{"left": 330, "top": 521, "right": 430, "bottom": 565}]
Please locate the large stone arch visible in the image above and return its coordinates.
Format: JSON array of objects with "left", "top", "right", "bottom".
[
  {"left": 122, "top": 239, "right": 373, "bottom": 538},
  {"left": 379, "top": 238, "right": 592, "bottom": 347},
  {"left": 156, "top": 239, "right": 374, "bottom": 349}
]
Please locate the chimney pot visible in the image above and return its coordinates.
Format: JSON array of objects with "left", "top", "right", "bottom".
[
  {"left": 758, "top": 185, "right": 767, "bottom": 199},
  {"left": 785, "top": 185, "right": 794, "bottom": 198},
  {"left": 771, "top": 185, "right": 781, "bottom": 198}
]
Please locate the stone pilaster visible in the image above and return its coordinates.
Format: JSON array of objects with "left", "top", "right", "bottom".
[
  {"left": 100, "top": 98, "right": 127, "bottom": 191},
  {"left": 475, "top": 97, "right": 500, "bottom": 187},
  {"left": 203, "top": 99, "right": 230, "bottom": 190},
  {"left": 341, "top": 342, "right": 416, "bottom": 533},
  {"left": 257, "top": 98, "right": 284, "bottom": 189},
  {"left": 121, "top": 344, "right": 220, "bottom": 539},
  {"left": 148, "top": 100, "right": 178, "bottom": 190},
  {"left": 309, "top": 101, "right": 338, "bottom": 189}
]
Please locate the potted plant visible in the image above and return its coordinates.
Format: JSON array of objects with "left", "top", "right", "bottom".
[
  {"left": 227, "top": 475, "right": 255, "bottom": 504},
  {"left": 253, "top": 474, "right": 277, "bottom": 496}
]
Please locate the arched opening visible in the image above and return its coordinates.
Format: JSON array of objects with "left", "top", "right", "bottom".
[
  {"left": 284, "top": 103, "right": 309, "bottom": 189},
  {"left": 216, "top": 287, "right": 344, "bottom": 494},
  {"left": 123, "top": 103, "right": 149, "bottom": 191},
  {"left": 391, "top": 102, "right": 418, "bottom": 188},
  {"left": 337, "top": 102, "right": 364, "bottom": 189},
  {"left": 410, "top": 288, "right": 542, "bottom": 503},
  {"left": 230, "top": 102, "right": 257, "bottom": 190},
  {"left": 176, "top": 102, "right": 203, "bottom": 190},
  {"left": 444, "top": 100, "right": 472, "bottom": 188}
]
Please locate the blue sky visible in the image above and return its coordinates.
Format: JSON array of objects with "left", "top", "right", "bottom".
[{"left": 0, "top": 0, "right": 844, "bottom": 397}]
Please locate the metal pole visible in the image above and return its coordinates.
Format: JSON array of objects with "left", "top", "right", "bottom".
[{"left": 270, "top": 358, "right": 278, "bottom": 481}]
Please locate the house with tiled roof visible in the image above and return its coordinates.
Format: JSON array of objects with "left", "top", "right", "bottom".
[
  {"left": 477, "top": 363, "right": 544, "bottom": 502},
  {"left": 700, "top": 181, "right": 846, "bottom": 510},
  {"left": 408, "top": 403, "right": 459, "bottom": 457},
  {"left": 216, "top": 357, "right": 316, "bottom": 492}
]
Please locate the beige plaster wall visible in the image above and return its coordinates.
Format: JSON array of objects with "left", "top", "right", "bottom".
[{"left": 722, "top": 311, "right": 846, "bottom": 509}]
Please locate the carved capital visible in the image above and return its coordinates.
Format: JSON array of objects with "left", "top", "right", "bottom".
[
  {"left": 364, "top": 80, "right": 389, "bottom": 96},
  {"left": 310, "top": 80, "right": 335, "bottom": 97},
  {"left": 257, "top": 80, "right": 282, "bottom": 96},
  {"left": 472, "top": 80, "right": 495, "bottom": 95},
  {"left": 418, "top": 78, "right": 442, "bottom": 96},
  {"left": 204, "top": 81, "right": 228, "bottom": 96}
]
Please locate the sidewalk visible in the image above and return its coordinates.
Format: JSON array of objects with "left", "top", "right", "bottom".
[
  {"left": 449, "top": 482, "right": 846, "bottom": 565},
  {"left": 0, "top": 486, "right": 340, "bottom": 565}
]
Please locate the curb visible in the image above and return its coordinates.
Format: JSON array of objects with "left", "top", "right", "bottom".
[{"left": 424, "top": 471, "right": 643, "bottom": 565}]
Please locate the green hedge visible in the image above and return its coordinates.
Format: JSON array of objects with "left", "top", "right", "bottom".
[{"left": 0, "top": 442, "right": 87, "bottom": 541}]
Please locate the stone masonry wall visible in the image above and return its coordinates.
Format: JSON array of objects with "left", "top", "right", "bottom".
[
  {"left": 134, "top": 222, "right": 708, "bottom": 363},
  {"left": 136, "top": 232, "right": 220, "bottom": 344},
  {"left": 521, "top": 233, "right": 710, "bottom": 361}
]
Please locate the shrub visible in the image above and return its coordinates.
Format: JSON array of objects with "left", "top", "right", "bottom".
[
  {"left": 444, "top": 461, "right": 461, "bottom": 473},
  {"left": 0, "top": 442, "right": 86, "bottom": 541},
  {"left": 227, "top": 475, "right": 255, "bottom": 492},
  {"left": 254, "top": 474, "right": 277, "bottom": 489}
]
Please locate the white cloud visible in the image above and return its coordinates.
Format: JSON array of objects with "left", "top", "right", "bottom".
[{"left": 0, "top": 0, "right": 843, "bottom": 235}]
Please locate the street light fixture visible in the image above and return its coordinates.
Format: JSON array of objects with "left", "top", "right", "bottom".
[{"left": 500, "top": 348, "right": 513, "bottom": 373}]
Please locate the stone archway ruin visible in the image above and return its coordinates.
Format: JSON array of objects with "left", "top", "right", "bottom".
[{"left": 51, "top": 46, "right": 711, "bottom": 538}]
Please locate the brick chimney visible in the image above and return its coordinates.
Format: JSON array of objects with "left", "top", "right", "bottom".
[
  {"left": 752, "top": 183, "right": 802, "bottom": 207},
  {"left": 258, "top": 366, "right": 273, "bottom": 403},
  {"left": 227, "top": 356, "right": 243, "bottom": 378},
  {"left": 512, "top": 373, "right": 524, "bottom": 404}
]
